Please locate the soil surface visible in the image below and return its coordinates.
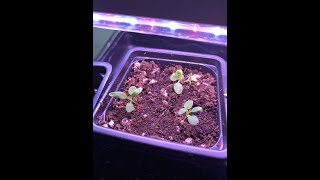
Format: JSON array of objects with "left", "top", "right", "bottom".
[{"left": 100, "top": 60, "right": 219, "bottom": 148}]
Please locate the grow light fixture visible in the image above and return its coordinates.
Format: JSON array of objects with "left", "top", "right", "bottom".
[
  {"left": 193, "top": 24, "right": 198, "bottom": 32},
  {"left": 167, "top": 21, "right": 179, "bottom": 31},
  {"left": 93, "top": 12, "right": 227, "bottom": 46}
]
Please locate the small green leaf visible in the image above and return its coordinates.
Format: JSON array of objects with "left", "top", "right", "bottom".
[
  {"left": 178, "top": 108, "right": 187, "bottom": 115},
  {"left": 126, "top": 102, "right": 135, "bottom": 112},
  {"left": 191, "top": 106, "right": 203, "bottom": 113},
  {"left": 187, "top": 115, "right": 199, "bottom": 125},
  {"left": 131, "top": 87, "right": 143, "bottom": 97},
  {"left": 109, "top": 92, "right": 128, "bottom": 99},
  {"left": 176, "top": 70, "right": 184, "bottom": 80},
  {"left": 128, "top": 86, "right": 137, "bottom": 95},
  {"left": 184, "top": 100, "right": 193, "bottom": 109},
  {"left": 170, "top": 73, "right": 179, "bottom": 81},
  {"left": 176, "top": 69, "right": 183, "bottom": 76},
  {"left": 174, "top": 82, "right": 183, "bottom": 94}
]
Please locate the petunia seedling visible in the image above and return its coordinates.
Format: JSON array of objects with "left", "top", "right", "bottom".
[
  {"left": 186, "top": 73, "right": 198, "bottom": 85},
  {"left": 109, "top": 86, "right": 143, "bottom": 113},
  {"left": 178, "top": 100, "right": 203, "bottom": 125},
  {"left": 170, "top": 69, "right": 184, "bottom": 94}
]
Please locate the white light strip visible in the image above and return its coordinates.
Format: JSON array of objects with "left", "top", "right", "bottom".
[{"left": 93, "top": 12, "right": 227, "bottom": 46}]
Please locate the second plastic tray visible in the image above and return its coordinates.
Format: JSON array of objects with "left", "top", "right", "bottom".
[{"left": 93, "top": 62, "right": 112, "bottom": 109}]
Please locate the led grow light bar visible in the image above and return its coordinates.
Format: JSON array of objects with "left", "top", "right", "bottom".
[{"left": 93, "top": 12, "right": 227, "bottom": 46}]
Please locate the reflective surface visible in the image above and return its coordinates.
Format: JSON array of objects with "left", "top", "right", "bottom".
[{"left": 93, "top": 28, "right": 115, "bottom": 59}]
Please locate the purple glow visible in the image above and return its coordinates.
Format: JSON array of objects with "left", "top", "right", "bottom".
[
  {"left": 168, "top": 21, "right": 179, "bottom": 30},
  {"left": 93, "top": 12, "right": 227, "bottom": 46},
  {"left": 193, "top": 24, "right": 198, "bottom": 32},
  {"left": 93, "top": 14, "right": 101, "bottom": 22},
  {"left": 150, "top": 21, "right": 156, "bottom": 27},
  {"left": 211, "top": 27, "right": 227, "bottom": 36},
  {"left": 128, "top": 17, "right": 137, "bottom": 25}
]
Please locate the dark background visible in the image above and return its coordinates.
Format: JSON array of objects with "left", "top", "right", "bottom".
[{"left": 93, "top": 0, "right": 227, "bottom": 26}]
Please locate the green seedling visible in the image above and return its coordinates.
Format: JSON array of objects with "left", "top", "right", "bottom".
[
  {"left": 186, "top": 73, "right": 198, "bottom": 85},
  {"left": 170, "top": 69, "right": 184, "bottom": 94},
  {"left": 109, "top": 86, "right": 143, "bottom": 113},
  {"left": 178, "top": 100, "right": 203, "bottom": 125}
]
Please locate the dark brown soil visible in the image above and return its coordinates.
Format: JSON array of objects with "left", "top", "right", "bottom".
[{"left": 102, "top": 60, "right": 219, "bottom": 148}]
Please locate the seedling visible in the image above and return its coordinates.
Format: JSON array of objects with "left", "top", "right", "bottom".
[
  {"left": 178, "top": 100, "right": 203, "bottom": 125},
  {"left": 170, "top": 69, "right": 184, "bottom": 94},
  {"left": 186, "top": 73, "right": 198, "bottom": 85},
  {"left": 109, "top": 86, "right": 143, "bottom": 113}
]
